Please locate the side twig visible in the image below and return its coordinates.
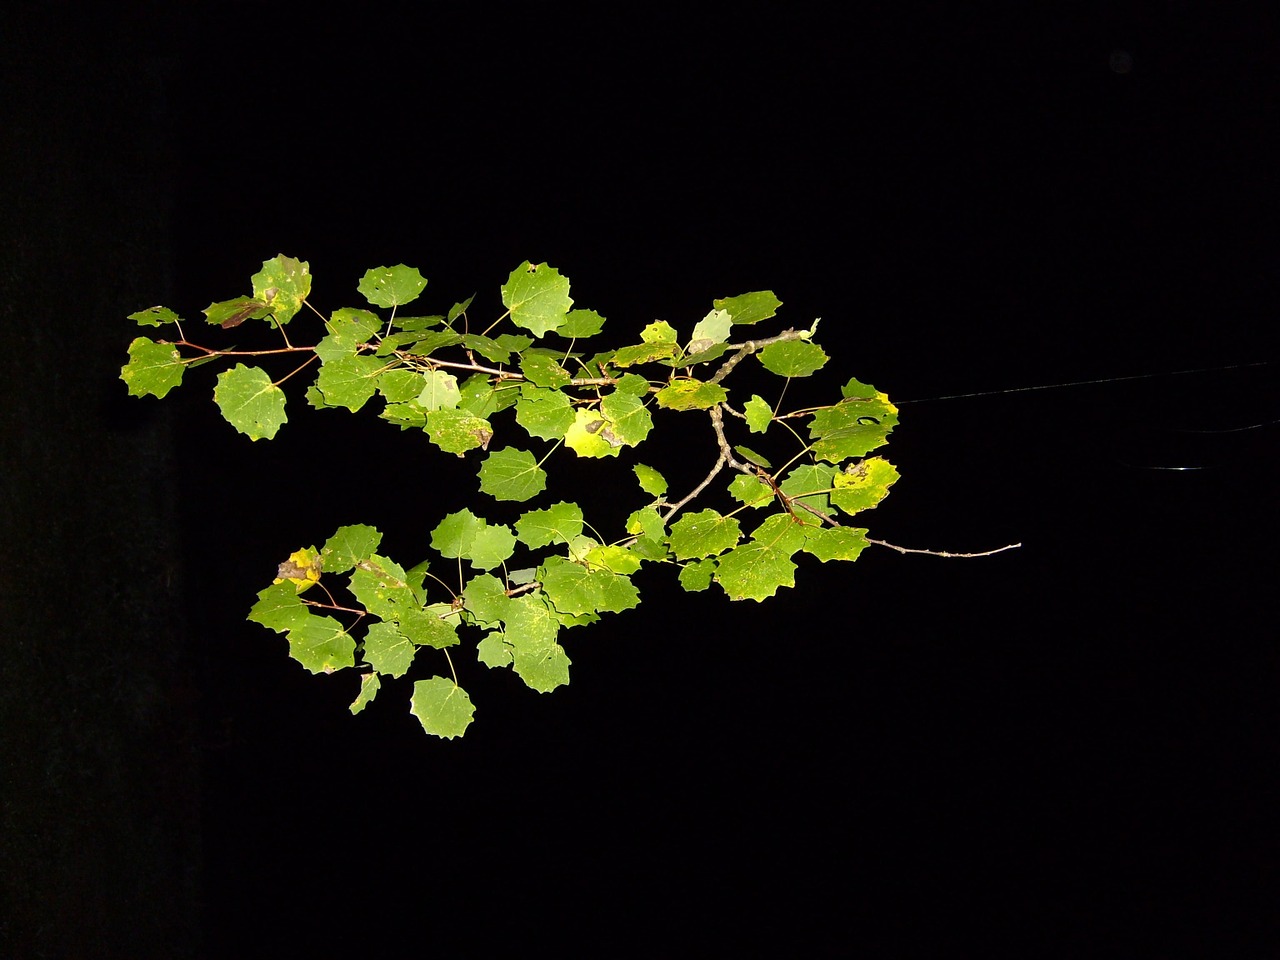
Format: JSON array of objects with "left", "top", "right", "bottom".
[{"left": 865, "top": 538, "right": 1022, "bottom": 558}]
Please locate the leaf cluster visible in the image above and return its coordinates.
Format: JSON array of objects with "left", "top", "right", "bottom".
[{"left": 123, "top": 256, "right": 902, "bottom": 737}]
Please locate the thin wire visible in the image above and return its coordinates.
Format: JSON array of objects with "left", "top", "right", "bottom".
[
  {"left": 1164, "top": 417, "right": 1280, "bottom": 434},
  {"left": 896, "top": 359, "right": 1275, "bottom": 405},
  {"left": 1117, "top": 462, "right": 1211, "bottom": 471}
]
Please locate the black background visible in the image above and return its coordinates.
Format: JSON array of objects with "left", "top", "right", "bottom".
[{"left": 4, "top": 3, "right": 1278, "bottom": 956}]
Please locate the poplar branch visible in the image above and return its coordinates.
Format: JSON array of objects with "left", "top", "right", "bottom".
[
  {"left": 865, "top": 538, "right": 1022, "bottom": 558},
  {"left": 708, "top": 405, "right": 754, "bottom": 474},
  {"left": 660, "top": 451, "right": 728, "bottom": 525}
]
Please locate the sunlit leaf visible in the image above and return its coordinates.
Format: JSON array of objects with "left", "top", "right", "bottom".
[
  {"left": 358, "top": 264, "right": 427, "bottom": 308},
  {"left": 713, "top": 290, "right": 781, "bottom": 325},
  {"left": 515, "top": 502, "right": 584, "bottom": 548},
  {"left": 363, "top": 621, "right": 417, "bottom": 678},
  {"left": 349, "top": 673, "right": 380, "bottom": 714},
  {"left": 633, "top": 464, "right": 667, "bottom": 497},
  {"left": 501, "top": 262, "right": 572, "bottom": 336},
  {"left": 830, "top": 457, "right": 901, "bottom": 515},
  {"left": 129, "top": 305, "right": 181, "bottom": 327},
  {"left": 410, "top": 677, "right": 474, "bottom": 739},
  {"left": 316, "top": 355, "right": 383, "bottom": 412},
  {"left": 251, "top": 254, "right": 311, "bottom": 324},
  {"left": 213, "top": 364, "right": 287, "bottom": 440},
  {"left": 744, "top": 394, "right": 773, "bottom": 433},
  {"left": 478, "top": 447, "right": 547, "bottom": 501},
  {"left": 425, "top": 409, "right": 493, "bottom": 455},
  {"left": 121, "top": 337, "right": 185, "bottom": 398},
  {"left": 669, "top": 509, "right": 741, "bottom": 560},
  {"left": 515, "top": 384, "right": 576, "bottom": 441},
  {"left": 655, "top": 379, "right": 727, "bottom": 411},
  {"left": 757, "top": 339, "right": 828, "bottom": 377},
  {"left": 322, "top": 524, "right": 382, "bottom": 573}
]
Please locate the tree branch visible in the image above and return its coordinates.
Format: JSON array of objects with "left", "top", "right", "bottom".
[{"left": 865, "top": 538, "right": 1022, "bottom": 558}]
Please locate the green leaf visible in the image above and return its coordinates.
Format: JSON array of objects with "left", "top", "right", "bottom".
[
  {"left": 322, "top": 524, "right": 382, "bottom": 573},
  {"left": 362, "top": 621, "right": 417, "bottom": 678},
  {"left": 713, "top": 290, "right": 781, "bottom": 325},
  {"left": 376, "top": 368, "right": 425, "bottom": 403},
  {"left": 285, "top": 614, "right": 355, "bottom": 674},
  {"left": 316, "top": 355, "right": 384, "bottom": 412},
  {"left": 566, "top": 535, "right": 600, "bottom": 564},
  {"left": 121, "top": 337, "right": 185, "bottom": 398},
  {"left": 633, "top": 464, "right": 667, "bottom": 497},
  {"left": 417, "top": 369, "right": 461, "bottom": 411},
  {"left": 654, "top": 379, "right": 728, "bottom": 411},
  {"left": 734, "top": 445, "right": 771, "bottom": 468},
  {"left": 690, "top": 308, "right": 732, "bottom": 346},
  {"left": 463, "top": 574, "right": 513, "bottom": 627},
  {"left": 349, "top": 673, "right": 380, "bottom": 715},
  {"left": 840, "top": 377, "right": 886, "bottom": 400},
  {"left": 403, "top": 330, "right": 463, "bottom": 357},
  {"left": 583, "top": 544, "right": 643, "bottom": 575},
  {"left": 477, "top": 631, "right": 513, "bottom": 668},
  {"left": 830, "top": 457, "right": 901, "bottom": 515},
  {"left": 251, "top": 254, "right": 311, "bottom": 324},
  {"left": 625, "top": 506, "right": 667, "bottom": 542},
  {"left": 727, "top": 472, "right": 773, "bottom": 509},
  {"left": 641, "top": 320, "right": 678, "bottom": 343},
  {"left": 248, "top": 581, "right": 311, "bottom": 633},
  {"left": 495, "top": 333, "right": 534, "bottom": 355},
  {"left": 504, "top": 594, "right": 561, "bottom": 650},
  {"left": 599, "top": 390, "right": 653, "bottom": 447},
  {"left": 460, "top": 375, "right": 516, "bottom": 419},
  {"left": 713, "top": 514, "right": 808, "bottom": 601},
  {"left": 780, "top": 463, "right": 837, "bottom": 514},
  {"left": 447, "top": 295, "right": 474, "bottom": 323},
  {"left": 613, "top": 373, "right": 650, "bottom": 396},
  {"left": 469, "top": 524, "right": 517, "bottom": 571},
  {"left": 807, "top": 395, "right": 899, "bottom": 462},
  {"left": 556, "top": 308, "right": 605, "bottom": 338},
  {"left": 213, "top": 364, "right": 287, "bottom": 440},
  {"left": 512, "top": 642, "right": 571, "bottom": 694},
  {"left": 539, "top": 557, "right": 640, "bottom": 616},
  {"left": 520, "top": 352, "right": 572, "bottom": 388},
  {"left": 397, "top": 605, "right": 460, "bottom": 649},
  {"left": 375, "top": 331, "right": 428, "bottom": 355},
  {"left": 669, "top": 509, "right": 742, "bottom": 560},
  {"left": 514, "top": 385, "right": 576, "bottom": 441},
  {"left": 801, "top": 526, "right": 870, "bottom": 562},
  {"left": 678, "top": 559, "right": 716, "bottom": 592},
  {"left": 744, "top": 395, "right": 773, "bottom": 434},
  {"left": 316, "top": 308, "right": 380, "bottom": 362},
  {"left": 478, "top": 447, "right": 547, "bottom": 501},
  {"left": 358, "top": 264, "right": 427, "bottom": 308},
  {"left": 501, "top": 262, "right": 573, "bottom": 336},
  {"left": 349, "top": 554, "right": 418, "bottom": 620},
  {"left": 381, "top": 401, "right": 427, "bottom": 429},
  {"left": 431, "top": 509, "right": 485, "bottom": 559},
  {"left": 424, "top": 409, "right": 493, "bottom": 455},
  {"left": 129, "top": 305, "right": 180, "bottom": 327},
  {"left": 515, "top": 502, "right": 584, "bottom": 548},
  {"left": 410, "top": 677, "right": 474, "bottom": 739},
  {"left": 609, "top": 341, "right": 677, "bottom": 367},
  {"left": 459, "top": 334, "right": 512, "bottom": 364},
  {"left": 757, "top": 340, "right": 828, "bottom": 377}
]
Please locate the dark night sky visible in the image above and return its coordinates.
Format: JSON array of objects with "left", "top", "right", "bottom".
[{"left": 5, "top": 3, "right": 1279, "bottom": 956}]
